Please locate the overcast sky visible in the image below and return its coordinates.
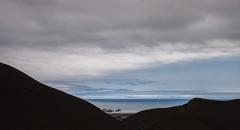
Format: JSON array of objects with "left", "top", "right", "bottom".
[{"left": 1, "top": 0, "right": 240, "bottom": 99}]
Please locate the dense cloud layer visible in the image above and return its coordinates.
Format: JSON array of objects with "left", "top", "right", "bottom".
[{"left": 0, "top": 0, "right": 240, "bottom": 80}]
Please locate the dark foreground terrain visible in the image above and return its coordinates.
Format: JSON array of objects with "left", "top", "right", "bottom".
[
  {"left": 1, "top": 62, "right": 240, "bottom": 130},
  {"left": 121, "top": 98, "right": 240, "bottom": 130},
  {"left": 0, "top": 62, "right": 119, "bottom": 130}
]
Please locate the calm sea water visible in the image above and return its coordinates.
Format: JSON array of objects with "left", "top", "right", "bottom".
[{"left": 87, "top": 99, "right": 189, "bottom": 113}]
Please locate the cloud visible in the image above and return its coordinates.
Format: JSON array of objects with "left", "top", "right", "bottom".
[
  {"left": 1, "top": 0, "right": 240, "bottom": 48},
  {"left": 47, "top": 81, "right": 133, "bottom": 96},
  {"left": 1, "top": 40, "right": 240, "bottom": 81},
  {"left": 0, "top": 0, "right": 240, "bottom": 81},
  {"left": 44, "top": 80, "right": 240, "bottom": 99},
  {"left": 1, "top": 41, "right": 240, "bottom": 80}
]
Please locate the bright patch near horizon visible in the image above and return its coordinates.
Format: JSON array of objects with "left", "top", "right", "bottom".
[{"left": 1, "top": 41, "right": 239, "bottom": 80}]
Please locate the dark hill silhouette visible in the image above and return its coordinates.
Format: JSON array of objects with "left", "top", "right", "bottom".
[
  {"left": 0, "top": 62, "right": 119, "bottom": 130},
  {"left": 121, "top": 98, "right": 240, "bottom": 130},
  {"left": 1, "top": 62, "right": 240, "bottom": 130}
]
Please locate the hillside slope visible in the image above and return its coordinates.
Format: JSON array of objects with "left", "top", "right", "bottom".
[
  {"left": 122, "top": 98, "right": 240, "bottom": 130},
  {"left": 0, "top": 62, "right": 119, "bottom": 130}
]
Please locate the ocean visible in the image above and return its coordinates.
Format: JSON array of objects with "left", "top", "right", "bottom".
[{"left": 87, "top": 99, "right": 189, "bottom": 113}]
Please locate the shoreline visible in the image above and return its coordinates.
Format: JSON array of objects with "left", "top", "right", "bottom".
[{"left": 109, "top": 113, "right": 135, "bottom": 120}]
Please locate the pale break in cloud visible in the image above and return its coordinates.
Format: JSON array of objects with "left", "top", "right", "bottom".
[{"left": 1, "top": 41, "right": 240, "bottom": 80}]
